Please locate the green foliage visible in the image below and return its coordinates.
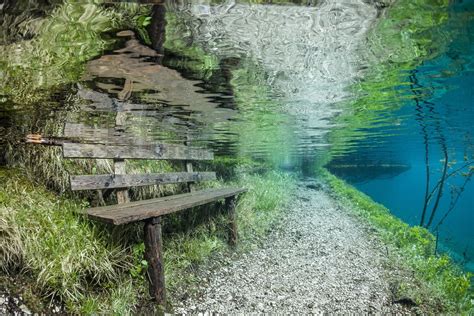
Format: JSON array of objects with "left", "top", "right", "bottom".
[
  {"left": 322, "top": 169, "right": 473, "bottom": 313},
  {"left": 227, "top": 62, "right": 297, "bottom": 168},
  {"left": 0, "top": 0, "right": 145, "bottom": 105},
  {"left": 165, "top": 227, "right": 226, "bottom": 289},
  {"left": 164, "top": 12, "right": 219, "bottom": 80},
  {"left": 129, "top": 243, "right": 147, "bottom": 280},
  {"left": 134, "top": 15, "right": 152, "bottom": 45},
  {"left": 367, "top": 0, "right": 450, "bottom": 65},
  {"left": 0, "top": 167, "right": 139, "bottom": 314},
  {"left": 233, "top": 170, "right": 296, "bottom": 241}
]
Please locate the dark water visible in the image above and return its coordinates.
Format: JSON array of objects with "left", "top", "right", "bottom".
[{"left": 0, "top": 0, "right": 472, "bottom": 271}]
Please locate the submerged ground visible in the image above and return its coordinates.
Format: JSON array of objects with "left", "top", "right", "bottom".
[
  {"left": 1, "top": 0, "right": 473, "bottom": 314},
  {"left": 175, "top": 180, "right": 410, "bottom": 314}
]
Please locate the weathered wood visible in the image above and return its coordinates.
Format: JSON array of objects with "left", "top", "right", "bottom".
[
  {"left": 225, "top": 196, "right": 238, "bottom": 246},
  {"left": 114, "top": 105, "right": 130, "bottom": 204},
  {"left": 144, "top": 216, "right": 166, "bottom": 304},
  {"left": 185, "top": 161, "right": 195, "bottom": 192},
  {"left": 70, "top": 172, "right": 217, "bottom": 190},
  {"left": 114, "top": 159, "right": 129, "bottom": 204},
  {"left": 63, "top": 143, "right": 213, "bottom": 160},
  {"left": 87, "top": 187, "right": 247, "bottom": 225}
]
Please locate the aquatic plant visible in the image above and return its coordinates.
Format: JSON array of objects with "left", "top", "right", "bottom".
[
  {"left": 164, "top": 12, "right": 219, "bottom": 80},
  {"left": 411, "top": 81, "right": 474, "bottom": 231},
  {"left": 329, "top": 0, "right": 452, "bottom": 156}
]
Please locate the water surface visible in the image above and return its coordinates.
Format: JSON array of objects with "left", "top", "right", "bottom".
[{"left": 1, "top": 0, "right": 472, "bottom": 272}]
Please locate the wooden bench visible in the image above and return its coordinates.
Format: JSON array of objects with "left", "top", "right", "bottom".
[{"left": 28, "top": 135, "right": 246, "bottom": 306}]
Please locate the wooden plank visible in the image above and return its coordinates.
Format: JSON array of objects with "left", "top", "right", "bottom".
[
  {"left": 63, "top": 143, "right": 213, "bottom": 160},
  {"left": 144, "top": 217, "right": 166, "bottom": 305},
  {"left": 70, "top": 172, "right": 216, "bottom": 190},
  {"left": 64, "top": 123, "right": 141, "bottom": 145},
  {"left": 78, "top": 87, "right": 160, "bottom": 112},
  {"left": 87, "top": 187, "right": 247, "bottom": 225}
]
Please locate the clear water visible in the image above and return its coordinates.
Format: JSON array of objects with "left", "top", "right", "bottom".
[
  {"left": 328, "top": 0, "right": 474, "bottom": 271},
  {"left": 0, "top": 0, "right": 473, "bottom": 271}
]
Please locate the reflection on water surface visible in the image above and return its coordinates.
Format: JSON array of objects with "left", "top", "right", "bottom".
[
  {"left": 328, "top": 0, "right": 474, "bottom": 271},
  {"left": 0, "top": 0, "right": 473, "bottom": 271}
]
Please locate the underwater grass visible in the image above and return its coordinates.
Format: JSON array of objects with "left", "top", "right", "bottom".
[
  {"left": 0, "top": 167, "right": 139, "bottom": 314},
  {"left": 321, "top": 169, "right": 473, "bottom": 313}
]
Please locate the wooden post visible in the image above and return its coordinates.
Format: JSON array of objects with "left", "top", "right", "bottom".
[
  {"left": 114, "top": 158, "right": 130, "bottom": 204},
  {"left": 184, "top": 134, "right": 195, "bottom": 193},
  {"left": 225, "top": 196, "right": 237, "bottom": 246},
  {"left": 114, "top": 101, "right": 130, "bottom": 204},
  {"left": 144, "top": 216, "right": 166, "bottom": 305},
  {"left": 185, "top": 161, "right": 195, "bottom": 192}
]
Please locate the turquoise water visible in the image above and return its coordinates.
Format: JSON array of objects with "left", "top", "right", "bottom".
[{"left": 328, "top": 0, "right": 474, "bottom": 271}]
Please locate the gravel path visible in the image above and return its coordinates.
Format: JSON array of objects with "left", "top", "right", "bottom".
[{"left": 174, "top": 179, "right": 409, "bottom": 314}]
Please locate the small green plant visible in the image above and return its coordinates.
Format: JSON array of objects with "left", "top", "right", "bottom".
[
  {"left": 134, "top": 15, "right": 152, "bottom": 45},
  {"left": 130, "top": 242, "right": 148, "bottom": 280}
]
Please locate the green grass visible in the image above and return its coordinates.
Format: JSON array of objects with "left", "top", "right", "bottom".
[
  {"left": 321, "top": 169, "right": 473, "bottom": 314},
  {"left": 0, "top": 162, "right": 295, "bottom": 313},
  {"left": 0, "top": 167, "right": 140, "bottom": 314}
]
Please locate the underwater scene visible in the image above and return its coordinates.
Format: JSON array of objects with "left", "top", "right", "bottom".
[
  {"left": 0, "top": 0, "right": 473, "bottom": 314},
  {"left": 328, "top": 0, "right": 474, "bottom": 272}
]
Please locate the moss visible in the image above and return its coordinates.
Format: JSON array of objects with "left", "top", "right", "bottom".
[{"left": 321, "top": 169, "right": 473, "bottom": 313}]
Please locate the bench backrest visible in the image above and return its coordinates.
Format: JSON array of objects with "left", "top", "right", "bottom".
[{"left": 64, "top": 141, "right": 216, "bottom": 195}]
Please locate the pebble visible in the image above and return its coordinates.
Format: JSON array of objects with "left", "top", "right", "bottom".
[
  {"left": 19, "top": 304, "right": 32, "bottom": 315},
  {"left": 0, "top": 291, "right": 61, "bottom": 315},
  {"left": 173, "top": 180, "right": 411, "bottom": 314}
]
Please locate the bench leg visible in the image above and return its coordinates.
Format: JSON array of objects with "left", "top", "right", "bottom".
[
  {"left": 225, "top": 196, "right": 238, "bottom": 246},
  {"left": 144, "top": 217, "right": 166, "bottom": 306}
]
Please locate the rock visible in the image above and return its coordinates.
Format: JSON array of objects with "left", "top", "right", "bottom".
[{"left": 19, "top": 304, "right": 32, "bottom": 315}]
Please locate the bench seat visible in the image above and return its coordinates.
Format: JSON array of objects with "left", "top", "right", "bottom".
[{"left": 87, "top": 187, "right": 247, "bottom": 225}]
